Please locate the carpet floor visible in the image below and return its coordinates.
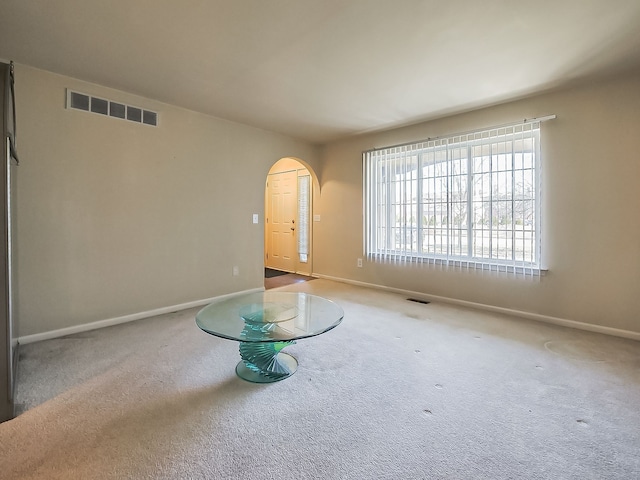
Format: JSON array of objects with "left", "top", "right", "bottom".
[{"left": 2, "top": 279, "right": 639, "bottom": 479}]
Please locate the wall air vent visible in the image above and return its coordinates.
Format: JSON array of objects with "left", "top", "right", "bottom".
[{"left": 66, "top": 89, "right": 158, "bottom": 127}]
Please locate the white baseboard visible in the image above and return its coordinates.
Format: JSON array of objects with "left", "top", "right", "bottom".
[
  {"left": 312, "top": 273, "right": 640, "bottom": 341},
  {"left": 18, "top": 287, "right": 265, "bottom": 345}
]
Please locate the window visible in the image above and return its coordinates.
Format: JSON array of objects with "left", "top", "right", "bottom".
[
  {"left": 297, "top": 174, "right": 310, "bottom": 263},
  {"left": 364, "top": 119, "right": 548, "bottom": 275}
]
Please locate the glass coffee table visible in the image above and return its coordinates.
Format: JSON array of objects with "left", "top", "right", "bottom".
[{"left": 196, "top": 291, "right": 344, "bottom": 383}]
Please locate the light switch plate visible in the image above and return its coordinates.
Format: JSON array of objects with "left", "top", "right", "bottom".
[{"left": 252, "top": 214, "right": 259, "bottom": 224}]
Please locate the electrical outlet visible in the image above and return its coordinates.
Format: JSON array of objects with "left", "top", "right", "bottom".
[
  {"left": 232, "top": 266, "right": 239, "bottom": 276},
  {"left": 357, "top": 258, "right": 363, "bottom": 268}
]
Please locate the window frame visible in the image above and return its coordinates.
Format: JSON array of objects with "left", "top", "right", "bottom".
[{"left": 363, "top": 121, "right": 544, "bottom": 275}]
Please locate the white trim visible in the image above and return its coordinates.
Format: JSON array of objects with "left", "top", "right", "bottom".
[
  {"left": 311, "top": 274, "right": 640, "bottom": 341},
  {"left": 18, "top": 287, "right": 265, "bottom": 345}
]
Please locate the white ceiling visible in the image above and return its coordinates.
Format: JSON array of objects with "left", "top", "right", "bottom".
[{"left": 1, "top": 0, "right": 640, "bottom": 144}]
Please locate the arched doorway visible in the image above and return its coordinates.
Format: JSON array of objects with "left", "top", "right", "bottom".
[{"left": 264, "top": 157, "right": 317, "bottom": 277}]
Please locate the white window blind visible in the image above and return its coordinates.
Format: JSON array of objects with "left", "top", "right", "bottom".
[
  {"left": 364, "top": 117, "right": 553, "bottom": 276},
  {"left": 298, "top": 174, "right": 310, "bottom": 263}
]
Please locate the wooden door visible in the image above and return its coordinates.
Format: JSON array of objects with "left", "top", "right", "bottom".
[{"left": 266, "top": 170, "right": 297, "bottom": 272}]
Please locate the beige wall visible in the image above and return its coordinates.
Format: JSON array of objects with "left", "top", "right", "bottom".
[
  {"left": 316, "top": 70, "right": 640, "bottom": 335},
  {"left": 15, "top": 63, "right": 640, "bottom": 338},
  {"left": 15, "top": 65, "right": 319, "bottom": 336}
]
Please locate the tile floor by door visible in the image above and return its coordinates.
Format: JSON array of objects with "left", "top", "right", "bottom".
[{"left": 264, "top": 270, "right": 315, "bottom": 290}]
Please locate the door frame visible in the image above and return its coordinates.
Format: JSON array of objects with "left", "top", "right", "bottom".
[{"left": 264, "top": 157, "right": 318, "bottom": 276}]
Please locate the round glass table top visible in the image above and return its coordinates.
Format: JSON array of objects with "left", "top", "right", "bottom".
[{"left": 196, "top": 291, "right": 344, "bottom": 343}]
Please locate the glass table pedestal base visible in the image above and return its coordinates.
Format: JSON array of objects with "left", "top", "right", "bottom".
[{"left": 237, "top": 341, "right": 298, "bottom": 383}]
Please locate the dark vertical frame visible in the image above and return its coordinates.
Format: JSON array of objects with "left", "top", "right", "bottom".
[
  {"left": 0, "top": 61, "right": 18, "bottom": 422},
  {"left": 0, "top": 61, "right": 11, "bottom": 421}
]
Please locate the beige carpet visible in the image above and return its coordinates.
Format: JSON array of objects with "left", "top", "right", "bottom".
[{"left": 2, "top": 279, "right": 639, "bottom": 479}]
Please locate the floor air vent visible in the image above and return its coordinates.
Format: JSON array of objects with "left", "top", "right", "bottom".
[
  {"left": 407, "top": 298, "right": 430, "bottom": 305},
  {"left": 66, "top": 89, "right": 158, "bottom": 126}
]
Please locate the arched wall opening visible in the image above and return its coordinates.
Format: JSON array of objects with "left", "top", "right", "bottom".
[{"left": 264, "top": 157, "right": 320, "bottom": 277}]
